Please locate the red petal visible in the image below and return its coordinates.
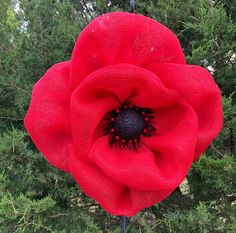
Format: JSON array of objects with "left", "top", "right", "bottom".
[
  {"left": 70, "top": 12, "right": 186, "bottom": 89},
  {"left": 70, "top": 64, "right": 180, "bottom": 158},
  {"left": 148, "top": 63, "right": 223, "bottom": 160},
  {"left": 68, "top": 144, "right": 130, "bottom": 215},
  {"left": 80, "top": 100, "right": 197, "bottom": 215},
  {"left": 89, "top": 101, "right": 197, "bottom": 190},
  {"left": 24, "top": 61, "right": 71, "bottom": 172},
  {"left": 68, "top": 144, "right": 179, "bottom": 216}
]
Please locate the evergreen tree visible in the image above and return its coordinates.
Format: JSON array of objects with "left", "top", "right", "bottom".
[{"left": 0, "top": 0, "right": 235, "bottom": 232}]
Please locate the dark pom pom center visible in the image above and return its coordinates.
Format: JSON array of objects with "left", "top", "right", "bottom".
[
  {"left": 113, "top": 108, "right": 146, "bottom": 140},
  {"left": 104, "top": 103, "right": 156, "bottom": 150}
]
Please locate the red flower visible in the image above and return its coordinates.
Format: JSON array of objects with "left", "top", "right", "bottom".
[{"left": 24, "top": 12, "right": 223, "bottom": 216}]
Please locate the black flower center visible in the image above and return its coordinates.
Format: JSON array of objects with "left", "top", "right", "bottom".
[
  {"left": 113, "top": 108, "right": 146, "bottom": 140},
  {"left": 104, "top": 103, "right": 156, "bottom": 150}
]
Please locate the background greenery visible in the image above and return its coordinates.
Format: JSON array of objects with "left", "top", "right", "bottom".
[{"left": 0, "top": 0, "right": 235, "bottom": 232}]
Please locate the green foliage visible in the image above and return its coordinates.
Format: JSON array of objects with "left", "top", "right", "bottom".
[
  {"left": 0, "top": 129, "right": 102, "bottom": 232},
  {"left": 211, "top": 94, "right": 236, "bottom": 156},
  {"left": 189, "top": 154, "right": 236, "bottom": 200},
  {"left": 0, "top": 0, "right": 235, "bottom": 232},
  {"left": 183, "top": 0, "right": 236, "bottom": 94}
]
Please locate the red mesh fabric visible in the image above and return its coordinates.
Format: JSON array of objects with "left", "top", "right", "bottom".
[
  {"left": 25, "top": 61, "right": 71, "bottom": 172},
  {"left": 24, "top": 12, "right": 223, "bottom": 216},
  {"left": 70, "top": 12, "right": 186, "bottom": 89},
  {"left": 147, "top": 63, "right": 223, "bottom": 160}
]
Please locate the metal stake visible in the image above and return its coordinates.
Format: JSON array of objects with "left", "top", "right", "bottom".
[
  {"left": 119, "top": 216, "right": 127, "bottom": 233},
  {"left": 130, "top": 0, "right": 135, "bottom": 13}
]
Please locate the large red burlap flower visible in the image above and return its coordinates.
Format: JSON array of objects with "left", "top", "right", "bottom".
[{"left": 24, "top": 12, "right": 223, "bottom": 216}]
